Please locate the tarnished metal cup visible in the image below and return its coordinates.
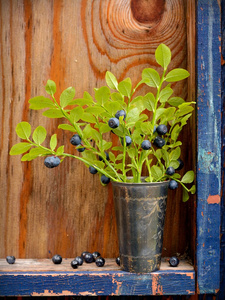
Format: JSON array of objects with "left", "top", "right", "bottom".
[{"left": 112, "top": 179, "right": 169, "bottom": 273}]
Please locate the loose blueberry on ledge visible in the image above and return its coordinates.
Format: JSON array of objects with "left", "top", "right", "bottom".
[
  {"left": 141, "top": 140, "right": 151, "bottom": 150},
  {"left": 169, "top": 256, "right": 179, "bottom": 267},
  {"left": 75, "top": 256, "right": 83, "bottom": 266},
  {"left": 116, "top": 257, "right": 120, "bottom": 266},
  {"left": 84, "top": 252, "right": 95, "bottom": 263},
  {"left": 71, "top": 259, "right": 79, "bottom": 269},
  {"left": 93, "top": 251, "right": 101, "bottom": 260},
  {"left": 6, "top": 256, "right": 16, "bottom": 264},
  {"left": 115, "top": 110, "right": 126, "bottom": 120},
  {"left": 70, "top": 134, "right": 81, "bottom": 146},
  {"left": 52, "top": 254, "right": 62, "bottom": 264},
  {"left": 95, "top": 257, "right": 105, "bottom": 267},
  {"left": 108, "top": 117, "right": 119, "bottom": 129},
  {"left": 44, "top": 156, "right": 60, "bottom": 168}
]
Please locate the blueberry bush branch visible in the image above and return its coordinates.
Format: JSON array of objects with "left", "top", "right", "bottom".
[{"left": 10, "top": 44, "right": 195, "bottom": 201}]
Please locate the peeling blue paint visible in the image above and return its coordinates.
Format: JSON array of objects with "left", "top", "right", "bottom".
[{"left": 196, "top": 0, "right": 221, "bottom": 294}]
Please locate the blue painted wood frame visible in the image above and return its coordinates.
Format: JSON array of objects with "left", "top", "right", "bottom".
[
  {"left": 196, "top": 0, "right": 221, "bottom": 294},
  {"left": 0, "top": 267, "right": 195, "bottom": 296}
]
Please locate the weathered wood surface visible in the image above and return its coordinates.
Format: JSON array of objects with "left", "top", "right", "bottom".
[
  {"left": 196, "top": 0, "right": 221, "bottom": 295},
  {"left": 0, "top": 0, "right": 195, "bottom": 264},
  {"left": 0, "top": 258, "right": 195, "bottom": 296}
]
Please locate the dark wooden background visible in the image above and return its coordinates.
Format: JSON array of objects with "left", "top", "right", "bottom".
[{"left": 0, "top": 0, "right": 196, "bottom": 269}]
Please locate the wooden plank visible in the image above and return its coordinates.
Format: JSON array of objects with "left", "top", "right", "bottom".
[
  {"left": 0, "top": 258, "right": 195, "bottom": 296},
  {"left": 0, "top": 0, "right": 194, "bottom": 261},
  {"left": 196, "top": 0, "right": 221, "bottom": 294}
]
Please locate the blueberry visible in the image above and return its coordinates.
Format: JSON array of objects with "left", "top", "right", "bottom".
[
  {"left": 169, "top": 256, "right": 179, "bottom": 267},
  {"left": 166, "top": 167, "right": 175, "bottom": 176},
  {"left": 95, "top": 257, "right": 105, "bottom": 267},
  {"left": 108, "top": 118, "right": 119, "bottom": 129},
  {"left": 169, "top": 180, "right": 179, "bottom": 190},
  {"left": 44, "top": 156, "right": 60, "bottom": 168},
  {"left": 115, "top": 110, "right": 126, "bottom": 120},
  {"left": 153, "top": 136, "right": 165, "bottom": 148},
  {"left": 99, "top": 152, "right": 110, "bottom": 161},
  {"left": 71, "top": 260, "right": 79, "bottom": 269},
  {"left": 75, "top": 256, "right": 83, "bottom": 266},
  {"left": 81, "top": 251, "right": 89, "bottom": 259},
  {"left": 116, "top": 257, "right": 120, "bottom": 266},
  {"left": 156, "top": 124, "right": 168, "bottom": 135},
  {"left": 84, "top": 252, "right": 95, "bottom": 263},
  {"left": 141, "top": 140, "right": 151, "bottom": 150},
  {"left": 52, "top": 254, "right": 62, "bottom": 264},
  {"left": 70, "top": 134, "right": 81, "bottom": 146},
  {"left": 176, "top": 158, "right": 184, "bottom": 171},
  {"left": 121, "top": 136, "right": 132, "bottom": 146},
  {"left": 89, "top": 166, "right": 98, "bottom": 174},
  {"left": 101, "top": 175, "right": 110, "bottom": 184},
  {"left": 93, "top": 251, "right": 101, "bottom": 260},
  {"left": 6, "top": 256, "right": 16, "bottom": 264}
]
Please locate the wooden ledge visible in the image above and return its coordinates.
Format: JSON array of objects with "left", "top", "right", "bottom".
[{"left": 0, "top": 258, "right": 195, "bottom": 296}]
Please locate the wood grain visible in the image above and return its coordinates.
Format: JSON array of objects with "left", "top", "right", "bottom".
[{"left": 0, "top": 0, "right": 195, "bottom": 263}]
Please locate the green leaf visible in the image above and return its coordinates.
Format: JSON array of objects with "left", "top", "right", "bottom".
[
  {"left": 140, "top": 122, "right": 153, "bottom": 135},
  {"left": 169, "top": 160, "right": 180, "bottom": 169},
  {"left": 118, "top": 80, "right": 132, "bottom": 97},
  {"left": 99, "top": 123, "right": 111, "bottom": 134},
  {"left": 42, "top": 108, "right": 64, "bottom": 118},
  {"left": 10, "top": 142, "right": 32, "bottom": 155},
  {"left": 70, "top": 106, "right": 83, "bottom": 123},
  {"left": 165, "top": 68, "right": 190, "bottom": 82},
  {"left": 155, "top": 44, "right": 171, "bottom": 70},
  {"left": 143, "top": 93, "right": 156, "bottom": 112},
  {"left": 151, "top": 165, "right": 163, "bottom": 181},
  {"left": 29, "top": 147, "right": 51, "bottom": 156},
  {"left": 159, "top": 87, "right": 173, "bottom": 103},
  {"left": 95, "top": 86, "right": 110, "bottom": 105},
  {"left": 155, "top": 108, "right": 166, "bottom": 121},
  {"left": 58, "top": 124, "right": 76, "bottom": 132},
  {"left": 168, "top": 97, "right": 185, "bottom": 107},
  {"left": 182, "top": 188, "right": 189, "bottom": 202},
  {"left": 82, "top": 124, "right": 93, "bottom": 139},
  {"left": 56, "top": 145, "right": 64, "bottom": 156},
  {"left": 105, "top": 71, "right": 118, "bottom": 90},
  {"left": 50, "top": 134, "right": 57, "bottom": 151},
  {"left": 171, "top": 124, "right": 181, "bottom": 141},
  {"left": 45, "top": 80, "right": 56, "bottom": 96},
  {"left": 21, "top": 153, "right": 33, "bottom": 161},
  {"left": 68, "top": 98, "right": 93, "bottom": 106},
  {"left": 190, "top": 185, "right": 196, "bottom": 194},
  {"left": 169, "top": 147, "right": 181, "bottom": 161},
  {"left": 142, "top": 68, "right": 160, "bottom": 88},
  {"left": 32, "top": 126, "right": 47, "bottom": 144},
  {"left": 102, "top": 141, "right": 112, "bottom": 151},
  {"left": 176, "top": 103, "right": 194, "bottom": 117},
  {"left": 111, "top": 92, "right": 124, "bottom": 103},
  {"left": 81, "top": 112, "right": 96, "bottom": 123},
  {"left": 29, "top": 96, "right": 55, "bottom": 110},
  {"left": 181, "top": 170, "right": 195, "bottom": 184},
  {"left": 85, "top": 106, "right": 105, "bottom": 115},
  {"left": 16, "top": 122, "right": 31, "bottom": 140},
  {"left": 106, "top": 101, "right": 121, "bottom": 115},
  {"left": 60, "top": 87, "right": 76, "bottom": 108},
  {"left": 126, "top": 107, "right": 140, "bottom": 124}
]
